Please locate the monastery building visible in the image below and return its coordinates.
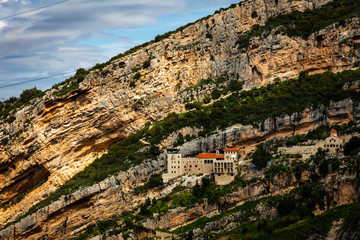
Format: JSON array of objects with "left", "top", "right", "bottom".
[{"left": 162, "top": 148, "right": 239, "bottom": 185}]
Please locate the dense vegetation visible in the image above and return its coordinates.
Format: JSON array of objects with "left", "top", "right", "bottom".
[
  {"left": 0, "top": 87, "right": 44, "bottom": 122},
  {"left": 51, "top": 68, "right": 89, "bottom": 97},
  {"left": 71, "top": 146, "right": 360, "bottom": 239},
  {"left": 171, "top": 175, "right": 360, "bottom": 240},
  {"left": 0, "top": 68, "right": 88, "bottom": 124},
  {"left": 344, "top": 136, "right": 360, "bottom": 156},
  {"left": 237, "top": 0, "right": 360, "bottom": 49},
  {"left": 7, "top": 67, "right": 360, "bottom": 228}
]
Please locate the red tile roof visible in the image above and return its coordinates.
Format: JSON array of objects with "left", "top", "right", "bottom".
[
  {"left": 198, "top": 153, "right": 224, "bottom": 159},
  {"left": 224, "top": 148, "right": 238, "bottom": 151},
  {"left": 331, "top": 129, "right": 337, "bottom": 133},
  {"left": 331, "top": 136, "right": 342, "bottom": 139}
]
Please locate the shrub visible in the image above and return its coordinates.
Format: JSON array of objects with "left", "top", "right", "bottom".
[
  {"left": 129, "top": 81, "right": 136, "bottom": 88},
  {"left": 206, "top": 32, "right": 213, "bottom": 39},
  {"left": 211, "top": 89, "right": 222, "bottom": 99},
  {"left": 277, "top": 196, "right": 296, "bottom": 216},
  {"left": 251, "top": 11, "right": 258, "bottom": 19},
  {"left": 227, "top": 80, "right": 243, "bottom": 92},
  {"left": 185, "top": 101, "right": 203, "bottom": 110},
  {"left": 133, "top": 72, "right": 141, "bottom": 80},
  {"left": 133, "top": 176, "right": 163, "bottom": 195},
  {"left": 203, "top": 96, "right": 212, "bottom": 104},
  {"left": 344, "top": 136, "right": 360, "bottom": 156},
  {"left": 252, "top": 146, "right": 272, "bottom": 169},
  {"left": 19, "top": 88, "right": 43, "bottom": 103},
  {"left": 143, "top": 58, "right": 151, "bottom": 69}
]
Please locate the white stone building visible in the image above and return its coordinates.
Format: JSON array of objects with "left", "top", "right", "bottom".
[
  {"left": 162, "top": 148, "right": 239, "bottom": 185},
  {"left": 323, "top": 129, "right": 344, "bottom": 152}
]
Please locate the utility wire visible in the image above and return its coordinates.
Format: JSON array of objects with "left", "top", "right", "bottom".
[
  {"left": 0, "top": 0, "right": 70, "bottom": 21},
  {"left": 0, "top": 71, "right": 75, "bottom": 89},
  {"left": 0, "top": 1, "right": 76, "bottom": 89}
]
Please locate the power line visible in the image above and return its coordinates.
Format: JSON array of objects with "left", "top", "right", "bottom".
[
  {"left": 0, "top": 0, "right": 70, "bottom": 21},
  {"left": 0, "top": 71, "right": 75, "bottom": 89}
]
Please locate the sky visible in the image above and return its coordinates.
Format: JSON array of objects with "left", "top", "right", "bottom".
[{"left": 0, "top": 0, "right": 237, "bottom": 101}]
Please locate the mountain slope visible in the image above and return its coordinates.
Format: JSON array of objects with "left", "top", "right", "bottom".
[{"left": 0, "top": 0, "right": 360, "bottom": 239}]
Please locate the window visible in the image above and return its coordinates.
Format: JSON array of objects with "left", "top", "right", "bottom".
[{"left": 195, "top": 165, "right": 197, "bottom": 167}]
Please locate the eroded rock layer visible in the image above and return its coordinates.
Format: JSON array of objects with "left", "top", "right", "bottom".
[{"left": 0, "top": 0, "right": 359, "bottom": 233}]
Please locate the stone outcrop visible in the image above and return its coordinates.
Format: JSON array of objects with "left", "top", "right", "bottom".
[
  {"left": 141, "top": 170, "right": 358, "bottom": 236},
  {"left": 180, "top": 98, "right": 360, "bottom": 158},
  {"left": 0, "top": 0, "right": 360, "bottom": 233},
  {"left": 0, "top": 158, "right": 166, "bottom": 240}
]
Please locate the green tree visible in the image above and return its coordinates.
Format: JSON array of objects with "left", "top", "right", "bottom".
[
  {"left": 19, "top": 87, "right": 43, "bottom": 103},
  {"left": 211, "top": 89, "right": 222, "bottom": 99},
  {"left": 344, "top": 136, "right": 360, "bottom": 156},
  {"left": 252, "top": 147, "right": 272, "bottom": 169}
]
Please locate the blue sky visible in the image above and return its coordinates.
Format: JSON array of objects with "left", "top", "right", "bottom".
[{"left": 0, "top": 0, "right": 237, "bottom": 100}]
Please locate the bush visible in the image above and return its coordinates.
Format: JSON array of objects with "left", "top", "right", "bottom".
[
  {"left": 133, "top": 175, "right": 163, "bottom": 195},
  {"left": 251, "top": 11, "right": 258, "bottom": 18},
  {"left": 227, "top": 80, "right": 243, "bottom": 92},
  {"left": 344, "top": 136, "right": 360, "bottom": 156},
  {"left": 252, "top": 146, "right": 272, "bottom": 169},
  {"left": 277, "top": 196, "right": 296, "bottom": 216},
  {"left": 185, "top": 101, "right": 203, "bottom": 110},
  {"left": 143, "top": 58, "right": 151, "bottom": 69},
  {"left": 211, "top": 89, "right": 222, "bottom": 99},
  {"left": 133, "top": 72, "right": 141, "bottom": 80},
  {"left": 19, "top": 88, "right": 43, "bottom": 103},
  {"left": 203, "top": 96, "right": 212, "bottom": 104}
]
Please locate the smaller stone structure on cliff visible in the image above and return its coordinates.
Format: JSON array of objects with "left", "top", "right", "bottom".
[
  {"left": 162, "top": 148, "right": 238, "bottom": 185},
  {"left": 278, "top": 129, "right": 346, "bottom": 159},
  {"left": 323, "top": 129, "right": 344, "bottom": 152}
]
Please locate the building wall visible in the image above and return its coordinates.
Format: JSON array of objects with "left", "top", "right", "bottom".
[
  {"left": 183, "top": 158, "right": 203, "bottom": 175},
  {"left": 214, "top": 173, "right": 235, "bottom": 185},
  {"left": 323, "top": 137, "right": 344, "bottom": 152},
  {"left": 163, "top": 150, "right": 239, "bottom": 185},
  {"left": 163, "top": 152, "right": 183, "bottom": 182},
  {"left": 278, "top": 145, "right": 319, "bottom": 160},
  {"left": 224, "top": 151, "right": 238, "bottom": 162}
]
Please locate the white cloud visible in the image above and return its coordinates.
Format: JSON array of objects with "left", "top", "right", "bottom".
[
  {"left": 0, "top": 0, "right": 237, "bottom": 99},
  {"left": 0, "top": 20, "right": 7, "bottom": 29}
]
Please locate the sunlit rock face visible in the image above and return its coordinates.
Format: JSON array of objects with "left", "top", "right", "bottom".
[{"left": 1, "top": 0, "right": 360, "bottom": 236}]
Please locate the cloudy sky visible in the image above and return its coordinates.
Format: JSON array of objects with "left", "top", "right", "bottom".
[{"left": 0, "top": 0, "right": 237, "bottom": 100}]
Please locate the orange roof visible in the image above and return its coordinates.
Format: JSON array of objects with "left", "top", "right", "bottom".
[
  {"left": 331, "top": 129, "right": 337, "bottom": 133},
  {"left": 198, "top": 153, "right": 224, "bottom": 159},
  {"left": 333, "top": 136, "right": 342, "bottom": 139},
  {"left": 224, "top": 148, "right": 238, "bottom": 151}
]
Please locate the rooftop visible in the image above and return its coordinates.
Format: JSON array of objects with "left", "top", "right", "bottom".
[
  {"left": 198, "top": 153, "right": 224, "bottom": 159},
  {"left": 224, "top": 148, "right": 238, "bottom": 151}
]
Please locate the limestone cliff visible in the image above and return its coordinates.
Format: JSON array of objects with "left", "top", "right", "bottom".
[
  {"left": 0, "top": 0, "right": 360, "bottom": 235},
  {"left": 0, "top": 97, "right": 358, "bottom": 239}
]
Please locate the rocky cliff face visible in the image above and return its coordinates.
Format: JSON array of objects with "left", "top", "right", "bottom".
[
  {"left": 0, "top": 0, "right": 359, "bottom": 233},
  {"left": 0, "top": 97, "right": 358, "bottom": 239},
  {"left": 141, "top": 168, "right": 359, "bottom": 234},
  {"left": 0, "top": 158, "right": 166, "bottom": 240},
  {"left": 180, "top": 98, "right": 360, "bottom": 157}
]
